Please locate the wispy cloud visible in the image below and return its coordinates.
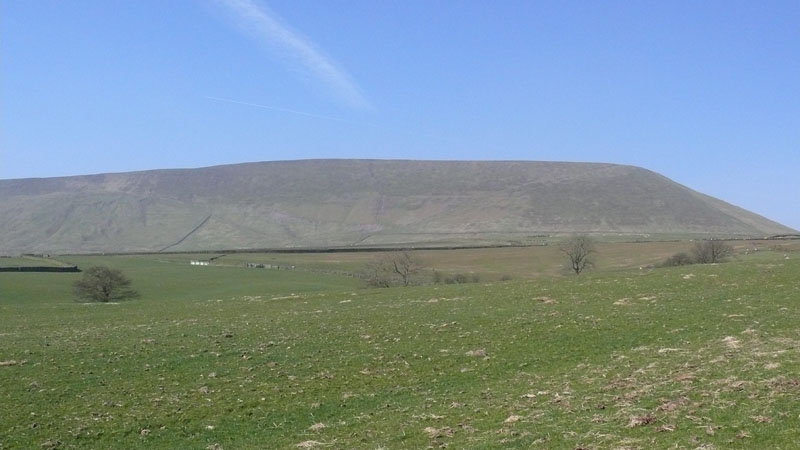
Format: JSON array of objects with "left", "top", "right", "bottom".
[{"left": 214, "top": 0, "right": 371, "bottom": 110}]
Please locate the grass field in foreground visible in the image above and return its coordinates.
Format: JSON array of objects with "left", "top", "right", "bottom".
[{"left": 1, "top": 247, "right": 799, "bottom": 448}]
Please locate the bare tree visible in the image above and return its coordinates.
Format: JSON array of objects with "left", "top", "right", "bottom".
[
  {"left": 559, "top": 235, "right": 596, "bottom": 275},
  {"left": 390, "top": 251, "right": 421, "bottom": 286},
  {"left": 692, "top": 240, "right": 733, "bottom": 264},
  {"left": 364, "top": 251, "right": 423, "bottom": 287},
  {"left": 73, "top": 266, "right": 139, "bottom": 302},
  {"left": 364, "top": 257, "right": 392, "bottom": 287}
]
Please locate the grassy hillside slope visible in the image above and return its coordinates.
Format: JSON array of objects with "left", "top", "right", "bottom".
[{"left": 1, "top": 160, "right": 793, "bottom": 254}]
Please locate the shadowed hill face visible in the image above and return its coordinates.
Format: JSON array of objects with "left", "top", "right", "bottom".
[{"left": 0, "top": 160, "right": 794, "bottom": 254}]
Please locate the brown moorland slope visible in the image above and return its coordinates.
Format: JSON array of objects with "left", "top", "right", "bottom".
[{"left": 0, "top": 160, "right": 794, "bottom": 254}]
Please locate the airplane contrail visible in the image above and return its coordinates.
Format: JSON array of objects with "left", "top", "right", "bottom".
[{"left": 213, "top": 0, "right": 371, "bottom": 110}]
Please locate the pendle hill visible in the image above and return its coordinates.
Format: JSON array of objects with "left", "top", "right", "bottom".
[{"left": 0, "top": 160, "right": 794, "bottom": 254}]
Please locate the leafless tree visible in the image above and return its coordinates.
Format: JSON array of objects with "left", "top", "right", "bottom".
[
  {"left": 692, "top": 239, "right": 733, "bottom": 264},
  {"left": 364, "top": 251, "right": 423, "bottom": 287},
  {"left": 559, "top": 235, "right": 596, "bottom": 275},
  {"left": 73, "top": 266, "right": 139, "bottom": 302},
  {"left": 364, "top": 256, "right": 391, "bottom": 287},
  {"left": 390, "top": 251, "right": 422, "bottom": 286}
]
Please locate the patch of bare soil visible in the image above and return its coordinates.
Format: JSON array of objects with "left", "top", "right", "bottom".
[
  {"left": 465, "top": 349, "right": 488, "bottom": 358},
  {"left": 628, "top": 413, "right": 657, "bottom": 427},
  {"left": 0, "top": 359, "right": 24, "bottom": 366}
]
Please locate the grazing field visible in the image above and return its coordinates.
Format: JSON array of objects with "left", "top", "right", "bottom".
[
  {"left": 0, "top": 256, "right": 73, "bottom": 269},
  {"left": 1, "top": 243, "right": 799, "bottom": 449},
  {"left": 124, "top": 239, "right": 794, "bottom": 281}
]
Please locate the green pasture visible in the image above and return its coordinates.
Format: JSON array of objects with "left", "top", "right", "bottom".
[
  {"left": 0, "top": 256, "right": 71, "bottom": 269},
  {"left": 1, "top": 244, "right": 799, "bottom": 448},
  {"left": 103, "top": 238, "right": 796, "bottom": 282}
]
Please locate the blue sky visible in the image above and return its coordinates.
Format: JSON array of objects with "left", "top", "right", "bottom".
[{"left": 2, "top": 0, "right": 798, "bottom": 230}]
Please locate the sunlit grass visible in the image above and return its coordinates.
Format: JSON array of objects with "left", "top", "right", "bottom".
[{"left": 1, "top": 248, "right": 799, "bottom": 448}]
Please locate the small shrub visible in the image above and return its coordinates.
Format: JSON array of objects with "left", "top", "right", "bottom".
[
  {"left": 432, "top": 272, "right": 482, "bottom": 285},
  {"left": 432, "top": 270, "right": 443, "bottom": 284},
  {"left": 442, "top": 273, "right": 481, "bottom": 284},
  {"left": 692, "top": 240, "right": 734, "bottom": 264},
  {"left": 660, "top": 252, "right": 694, "bottom": 267},
  {"left": 365, "top": 274, "right": 391, "bottom": 288},
  {"left": 448, "top": 273, "right": 470, "bottom": 284}
]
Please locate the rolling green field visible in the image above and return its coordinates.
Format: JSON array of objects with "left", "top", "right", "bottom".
[
  {"left": 0, "top": 256, "right": 73, "bottom": 269},
  {"left": 1, "top": 243, "right": 799, "bottom": 449}
]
